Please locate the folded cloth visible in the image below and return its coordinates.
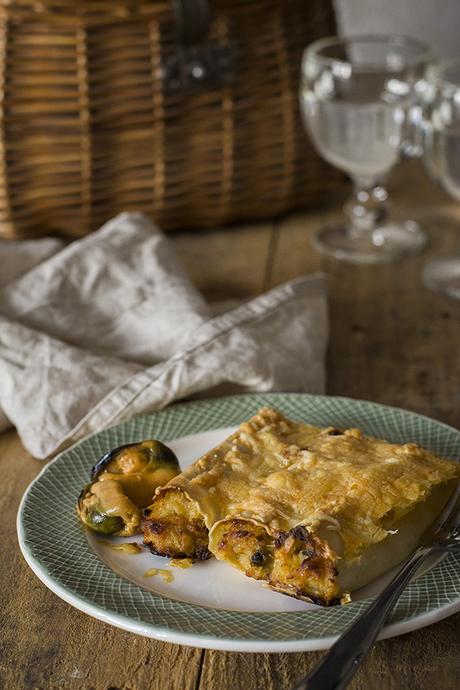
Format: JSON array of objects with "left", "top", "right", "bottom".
[{"left": 0, "top": 213, "right": 328, "bottom": 459}]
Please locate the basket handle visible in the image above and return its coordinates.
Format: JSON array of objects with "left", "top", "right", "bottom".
[{"left": 164, "top": 0, "right": 234, "bottom": 90}]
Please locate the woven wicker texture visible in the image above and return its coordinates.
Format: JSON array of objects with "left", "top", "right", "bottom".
[{"left": 0, "top": 0, "right": 340, "bottom": 238}]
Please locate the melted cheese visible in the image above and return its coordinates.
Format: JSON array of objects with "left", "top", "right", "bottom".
[
  {"left": 144, "top": 407, "right": 459, "bottom": 604},
  {"left": 170, "top": 558, "right": 193, "bottom": 569},
  {"left": 143, "top": 568, "right": 174, "bottom": 583},
  {"left": 108, "top": 542, "right": 143, "bottom": 555},
  {"left": 91, "top": 479, "right": 141, "bottom": 536},
  {"left": 99, "top": 467, "right": 177, "bottom": 508},
  {"left": 336, "top": 480, "right": 455, "bottom": 591}
]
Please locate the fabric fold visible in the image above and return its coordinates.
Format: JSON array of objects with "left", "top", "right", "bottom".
[{"left": 0, "top": 212, "right": 328, "bottom": 459}]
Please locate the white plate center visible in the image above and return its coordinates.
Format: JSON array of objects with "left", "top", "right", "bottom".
[
  {"left": 87, "top": 425, "right": 443, "bottom": 613},
  {"left": 88, "top": 426, "right": 316, "bottom": 612}
]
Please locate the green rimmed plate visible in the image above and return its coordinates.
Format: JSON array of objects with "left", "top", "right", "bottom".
[{"left": 17, "top": 393, "right": 460, "bottom": 652}]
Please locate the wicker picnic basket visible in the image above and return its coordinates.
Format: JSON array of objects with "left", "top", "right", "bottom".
[{"left": 0, "top": 0, "right": 340, "bottom": 239}]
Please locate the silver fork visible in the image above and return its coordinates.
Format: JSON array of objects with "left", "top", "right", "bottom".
[{"left": 292, "top": 486, "right": 460, "bottom": 690}]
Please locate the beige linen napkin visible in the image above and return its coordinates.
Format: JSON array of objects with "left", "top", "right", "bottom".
[{"left": 0, "top": 213, "right": 328, "bottom": 459}]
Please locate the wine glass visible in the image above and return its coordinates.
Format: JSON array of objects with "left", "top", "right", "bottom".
[
  {"left": 422, "top": 59, "right": 460, "bottom": 299},
  {"left": 300, "top": 35, "right": 433, "bottom": 263}
]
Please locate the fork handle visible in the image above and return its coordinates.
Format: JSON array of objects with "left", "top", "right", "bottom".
[{"left": 293, "top": 546, "right": 432, "bottom": 690}]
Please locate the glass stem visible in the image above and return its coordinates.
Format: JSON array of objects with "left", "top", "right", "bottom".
[{"left": 344, "top": 179, "right": 389, "bottom": 240}]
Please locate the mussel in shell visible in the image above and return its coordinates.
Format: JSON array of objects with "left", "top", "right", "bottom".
[
  {"left": 91, "top": 440, "right": 180, "bottom": 482},
  {"left": 77, "top": 439, "right": 180, "bottom": 536}
]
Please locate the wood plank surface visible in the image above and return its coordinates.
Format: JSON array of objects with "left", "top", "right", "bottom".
[
  {"left": 2, "top": 160, "right": 460, "bottom": 690},
  {"left": 0, "top": 221, "right": 273, "bottom": 690}
]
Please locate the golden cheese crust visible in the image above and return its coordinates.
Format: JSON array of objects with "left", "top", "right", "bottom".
[
  {"left": 142, "top": 488, "right": 210, "bottom": 560},
  {"left": 142, "top": 407, "right": 459, "bottom": 604},
  {"left": 212, "top": 520, "right": 341, "bottom": 605}
]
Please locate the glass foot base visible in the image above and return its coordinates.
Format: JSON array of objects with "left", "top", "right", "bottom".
[
  {"left": 313, "top": 221, "right": 428, "bottom": 264},
  {"left": 422, "top": 256, "right": 460, "bottom": 299}
]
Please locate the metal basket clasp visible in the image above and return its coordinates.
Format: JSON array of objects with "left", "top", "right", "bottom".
[{"left": 163, "top": 0, "right": 234, "bottom": 91}]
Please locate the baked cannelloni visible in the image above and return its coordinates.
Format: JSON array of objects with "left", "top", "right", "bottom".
[{"left": 142, "top": 407, "right": 459, "bottom": 605}]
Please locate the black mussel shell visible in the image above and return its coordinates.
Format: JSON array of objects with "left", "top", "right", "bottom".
[
  {"left": 90, "top": 440, "right": 179, "bottom": 481},
  {"left": 84, "top": 510, "right": 125, "bottom": 535}
]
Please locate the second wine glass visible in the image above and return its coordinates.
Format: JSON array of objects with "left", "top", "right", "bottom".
[
  {"left": 422, "top": 59, "right": 460, "bottom": 299},
  {"left": 300, "top": 35, "right": 433, "bottom": 263}
]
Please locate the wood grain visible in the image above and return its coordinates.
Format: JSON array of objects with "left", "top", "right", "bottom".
[
  {"left": 265, "top": 159, "right": 460, "bottom": 690},
  {"left": 0, "top": 221, "right": 272, "bottom": 690},
  {"left": 2, "top": 160, "right": 460, "bottom": 690},
  {"left": 271, "top": 161, "right": 460, "bottom": 426},
  {"left": 173, "top": 220, "right": 274, "bottom": 301},
  {"left": 0, "top": 432, "right": 204, "bottom": 690}
]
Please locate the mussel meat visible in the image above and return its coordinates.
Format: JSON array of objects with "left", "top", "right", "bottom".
[{"left": 77, "top": 439, "right": 180, "bottom": 536}]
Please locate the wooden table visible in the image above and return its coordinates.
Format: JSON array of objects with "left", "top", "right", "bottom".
[{"left": 2, "top": 160, "right": 460, "bottom": 690}]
